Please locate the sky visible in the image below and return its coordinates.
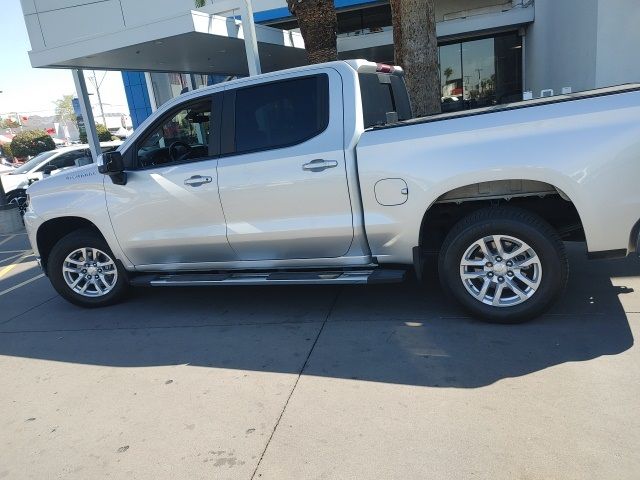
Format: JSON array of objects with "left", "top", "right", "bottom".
[{"left": 0, "top": 0, "right": 129, "bottom": 118}]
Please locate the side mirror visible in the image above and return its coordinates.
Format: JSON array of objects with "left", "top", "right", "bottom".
[
  {"left": 42, "top": 165, "right": 58, "bottom": 176},
  {"left": 98, "top": 151, "right": 127, "bottom": 185}
]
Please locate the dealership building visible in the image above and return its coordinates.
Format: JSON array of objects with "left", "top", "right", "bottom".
[{"left": 20, "top": 0, "right": 640, "bottom": 129}]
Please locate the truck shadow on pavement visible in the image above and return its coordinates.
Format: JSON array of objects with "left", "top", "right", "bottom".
[{"left": 0, "top": 243, "right": 637, "bottom": 388}]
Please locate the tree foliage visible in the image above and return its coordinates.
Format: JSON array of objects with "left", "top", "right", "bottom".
[
  {"left": 10, "top": 130, "right": 56, "bottom": 158},
  {"left": 0, "top": 118, "right": 20, "bottom": 129},
  {"left": 53, "top": 94, "right": 77, "bottom": 124},
  {"left": 79, "top": 124, "right": 113, "bottom": 143},
  {"left": 1, "top": 142, "right": 12, "bottom": 159}
]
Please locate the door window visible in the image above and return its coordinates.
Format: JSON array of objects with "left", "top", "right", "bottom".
[
  {"left": 38, "top": 150, "right": 89, "bottom": 172},
  {"left": 137, "top": 99, "right": 212, "bottom": 167},
  {"left": 234, "top": 75, "right": 329, "bottom": 154}
]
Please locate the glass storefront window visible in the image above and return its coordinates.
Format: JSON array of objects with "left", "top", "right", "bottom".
[
  {"left": 439, "top": 32, "right": 522, "bottom": 112},
  {"left": 268, "top": 4, "right": 393, "bottom": 38},
  {"left": 462, "top": 37, "right": 495, "bottom": 108},
  {"left": 440, "top": 43, "right": 463, "bottom": 111}
]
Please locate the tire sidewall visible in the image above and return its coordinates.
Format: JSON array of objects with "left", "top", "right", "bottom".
[
  {"left": 439, "top": 216, "right": 565, "bottom": 323},
  {"left": 48, "top": 230, "right": 128, "bottom": 308}
]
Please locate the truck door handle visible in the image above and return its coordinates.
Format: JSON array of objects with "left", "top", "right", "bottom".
[
  {"left": 302, "top": 159, "right": 339, "bottom": 172},
  {"left": 184, "top": 175, "right": 213, "bottom": 187}
]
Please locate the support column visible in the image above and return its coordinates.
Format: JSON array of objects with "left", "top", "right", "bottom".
[
  {"left": 144, "top": 72, "right": 158, "bottom": 112},
  {"left": 238, "top": 0, "right": 261, "bottom": 76},
  {"left": 72, "top": 69, "right": 101, "bottom": 161}
]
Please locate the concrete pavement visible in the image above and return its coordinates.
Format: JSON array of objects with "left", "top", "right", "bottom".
[{"left": 0, "top": 232, "right": 638, "bottom": 479}]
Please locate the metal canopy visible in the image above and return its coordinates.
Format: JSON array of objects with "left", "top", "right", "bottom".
[{"left": 29, "top": 10, "right": 306, "bottom": 76}]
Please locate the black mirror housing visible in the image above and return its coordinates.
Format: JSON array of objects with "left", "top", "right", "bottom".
[
  {"left": 98, "top": 151, "right": 124, "bottom": 174},
  {"left": 98, "top": 151, "right": 127, "bottom": 185}
]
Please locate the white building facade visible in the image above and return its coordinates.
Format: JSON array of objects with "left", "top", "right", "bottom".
[{"left": 20, "top": 0, "right": 640, "bottom": 126}]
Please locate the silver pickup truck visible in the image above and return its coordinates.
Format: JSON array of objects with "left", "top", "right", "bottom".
[{"left": 23, "top": 60, "right": 640, "bottom": 323}]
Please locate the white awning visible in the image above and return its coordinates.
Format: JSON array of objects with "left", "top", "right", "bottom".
[{"left": 29, "top": 10, "right": 307, "bottom": 76}]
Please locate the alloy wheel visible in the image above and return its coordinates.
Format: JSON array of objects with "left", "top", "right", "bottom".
[
  {"left": 459, "top": 234, "right": 542, "bottom": 307},
  {"left": 62, "top": 247, "right": 118, "bottom": 297}
]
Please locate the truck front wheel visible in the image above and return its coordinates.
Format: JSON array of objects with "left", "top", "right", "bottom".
[
  {"left": 48, "top": 229, "right": 129, "bottom": 308},
  {"left": 438, "top": 207, "right": 568, "bottom": 323}
]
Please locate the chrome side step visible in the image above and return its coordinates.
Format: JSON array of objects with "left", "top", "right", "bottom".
[{"left": 130, "top": 269, "right": 405, "bottom": 287}]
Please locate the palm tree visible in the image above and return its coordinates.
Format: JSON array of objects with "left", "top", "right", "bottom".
[
  {"left": 286, "top": 0, "right": 338, "bottom": 64},
  {"left": 443, "top": 67, "right": 453, "bottom": 83},
  {"left": 390, "top": 0, "right": 441, "bottom": 117}
]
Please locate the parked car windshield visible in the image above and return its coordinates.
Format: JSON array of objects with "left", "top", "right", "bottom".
[{"left": 10, "top": 150, "right": 59, "bottom": 175}]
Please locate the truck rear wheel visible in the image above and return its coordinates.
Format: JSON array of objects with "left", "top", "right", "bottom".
[
  {"left": 48, "top": 229, "right": 129, "bottom": 308},
  {"left": 438, "top": 207, "right": 568, "bottom": 323}
]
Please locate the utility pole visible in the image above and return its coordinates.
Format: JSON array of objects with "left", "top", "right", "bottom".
[{"left": 88, "top": 70, "right": 107, "bottom": 127}]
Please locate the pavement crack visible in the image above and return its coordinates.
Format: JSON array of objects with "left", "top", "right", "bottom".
[
  {"left": 0, "top": 319, "right": 323, "bottom": 335},
  {"left": 0, "top": 295, "right": 58, "bottom": 327},
  {"left": 250, "top": 286, "right": 341, "bottom": 480}
]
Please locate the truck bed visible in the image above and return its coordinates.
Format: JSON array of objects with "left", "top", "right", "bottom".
[{"left": 370, "top": 84, "right": 640, "bottom": 131}]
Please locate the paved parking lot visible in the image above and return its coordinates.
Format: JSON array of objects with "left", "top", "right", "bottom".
[{"left": 0, "top": 231, "right": 639, "bottom": 479}]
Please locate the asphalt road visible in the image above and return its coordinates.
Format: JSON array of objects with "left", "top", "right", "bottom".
[{"left": 0, "top": 231, "right": 639, "bottom": 479}]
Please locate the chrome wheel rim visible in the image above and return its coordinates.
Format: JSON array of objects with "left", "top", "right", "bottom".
[
  {"left": 459, "top": 234, "right": 542, "bottom": 308},
  {"left": 62, "top": 247, "right": 118, "bottom": 297}
]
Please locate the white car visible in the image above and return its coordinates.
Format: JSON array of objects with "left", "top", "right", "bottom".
[{"left": 1, "top": 142, "right": 121, "bottom": 212}]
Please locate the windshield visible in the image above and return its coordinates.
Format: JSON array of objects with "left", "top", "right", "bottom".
[{"left": 10, "top": 150, "right": 59, "bottom": 175}]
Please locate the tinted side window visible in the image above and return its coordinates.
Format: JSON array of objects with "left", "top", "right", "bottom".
[
  {"left": 234, "top": 74, "right": 329, "bottom": 154},
  {"left": 359, "top": 72, "right": 412, "bottom": 128}
]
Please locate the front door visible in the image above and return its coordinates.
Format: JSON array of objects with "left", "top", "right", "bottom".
[
  {"left": 105, "top": 95, "right": 236, "bottom": 268},
  {"left": 216, "top": 71, "right": 354, "bottom": 260}
]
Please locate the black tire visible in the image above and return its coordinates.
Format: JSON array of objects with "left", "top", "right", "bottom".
[
  {"left": 6, "top": 189, "right": 28, "bottom": 216},
  {"left": 48, "top": 229, "right": 129, "bottom": 308},
  {"left": 438, "top": 207, "right": 568, "bottom": 324}
]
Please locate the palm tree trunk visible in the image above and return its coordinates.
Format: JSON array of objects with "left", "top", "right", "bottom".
[
  {"left": 287, "top": 0, "right": 338, "bottom": 64},
  {"left": 390, "top": 0, "right": 441, "bottom": 117}
]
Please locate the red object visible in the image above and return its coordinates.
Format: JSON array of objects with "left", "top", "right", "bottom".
[
  {"left": 46, "top": 128, "right": 55, "bottom": 135},
  {"left": 376, "top": 63, "right": 394, "bottom": 73},
  {"left": 21, "top": 116, "right": 29, "bottom": 122}
]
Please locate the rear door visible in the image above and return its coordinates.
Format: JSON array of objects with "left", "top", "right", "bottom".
[{"left": 216, "top": 69, "right": 354, "bottom": 260}]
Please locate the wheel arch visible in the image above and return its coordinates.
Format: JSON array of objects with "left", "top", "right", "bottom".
[
  {"left": 6, "top": 188, "right": 27, "bottom": 198},
  {"left": 36, "top": 217, "right": 106, "bottom": 274},
  {"left": 418, "top": 179, "right": 585, "bottom": 255}
]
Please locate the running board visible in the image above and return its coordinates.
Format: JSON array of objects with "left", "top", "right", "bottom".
[{"left": 130, "top": 269, "right": 405, "bottom": 287}]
